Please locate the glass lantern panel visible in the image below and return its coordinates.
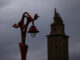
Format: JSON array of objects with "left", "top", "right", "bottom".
[{"left": 30, "top": 33, "right": 36, "bottom": 38}]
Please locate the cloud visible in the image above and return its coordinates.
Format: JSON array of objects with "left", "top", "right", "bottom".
[
  {"left": 0, "top": 0, "right": 80, "bottom": 60},
  {"left": 0, "top": 0, "right": 13, "bottom": 8},
  {"left": 27, "top": 49, "right": 47, "bottom": 60}
]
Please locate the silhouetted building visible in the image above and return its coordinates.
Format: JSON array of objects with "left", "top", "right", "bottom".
[{"left": 47, "top": 9, "right": 69, "bottom": 60}]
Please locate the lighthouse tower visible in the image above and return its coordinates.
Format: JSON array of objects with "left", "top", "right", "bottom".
[{"left": 47, "top": 9, "right": 69, "bottom": 60}]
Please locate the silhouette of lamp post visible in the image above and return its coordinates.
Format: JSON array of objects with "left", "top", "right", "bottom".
[{"left": 13, "top": 12, "right": 39, "bottom": 60}]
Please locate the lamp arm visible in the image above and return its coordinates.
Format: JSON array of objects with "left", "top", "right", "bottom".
[{"left": 24, "top": 12, "right": 34, "bottom": 20}]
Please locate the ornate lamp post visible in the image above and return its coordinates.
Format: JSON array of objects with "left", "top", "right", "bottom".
[{"left": 13, "top": 12, "right": 39, "bottom": 60}]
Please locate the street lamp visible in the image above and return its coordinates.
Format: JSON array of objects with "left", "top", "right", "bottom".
[{"left": 13, "top": 12, "right": 39, "bottom": 60}]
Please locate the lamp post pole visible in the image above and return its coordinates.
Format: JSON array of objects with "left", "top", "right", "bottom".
[{"left": 13, "top": 12, "right": 39, "bottom": 60}]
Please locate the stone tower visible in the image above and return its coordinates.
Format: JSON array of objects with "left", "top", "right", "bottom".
[{"left": 47, "top": 9, "right": 69, "bottom": 60}]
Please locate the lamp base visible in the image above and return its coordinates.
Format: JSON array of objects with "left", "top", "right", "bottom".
[{"left": 19, "top": 42, "right": 28, "bottom": 60}]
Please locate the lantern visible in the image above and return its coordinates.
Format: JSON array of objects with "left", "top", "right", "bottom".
[{"left": 28, "top": 26, "right": 39, "bottom": 38}]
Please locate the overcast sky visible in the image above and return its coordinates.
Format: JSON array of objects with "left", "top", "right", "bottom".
[{"left": 0, "top": 0, "right": 80, "bottom": 60}]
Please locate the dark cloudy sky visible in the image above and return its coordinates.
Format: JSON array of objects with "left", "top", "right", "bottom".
[{"left": 0, "top": 0, "right": 80, "bottom": 60}]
